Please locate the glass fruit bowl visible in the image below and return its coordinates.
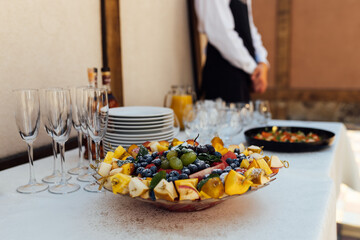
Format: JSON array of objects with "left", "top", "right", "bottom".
[{"left": 96, "top": 175, "right": 276, "bottom": 212}]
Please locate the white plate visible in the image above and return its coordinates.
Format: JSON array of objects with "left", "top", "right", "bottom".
[
  {"left": 103, "top": 136, "right": 174, "bottom": 148},
  {"left": 105, "top": 131, "right": 174, "bottom": 141},
  {"left": 109, "top": 106, "right": 173, "bottom": 118},
  {"left": 108, "top": 115, "right": 173, "bottom": 122},
  {"left": 106, "top": 126, "right": 174, "bottom": 135},
  {"left": 105, "top": 128, "right": 174, "bottom": 138},
  {"left": 107, "top": 117, "right": 174, "bottom": 127}
]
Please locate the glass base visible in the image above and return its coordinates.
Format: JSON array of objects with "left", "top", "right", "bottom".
[
  {"left": 49, "top": 182, "right": 80, "bottom": 194},
  {"left": 42, "top": 171, "right": 71, "bottom": 184},
  {"left": 17, "top": 182, "right": 49, "bottom": 194},
  {"left": 68, "top": 166, "right": 88, "bottom": 175},
  {"left": 84, "top": 182, "right": 104, "bottom": 193},
  {"left": 77, "top": 170, "right": 95, "bottom": 182}
]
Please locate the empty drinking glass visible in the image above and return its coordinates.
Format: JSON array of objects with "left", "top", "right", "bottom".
[
  {"left": 254, "top": 100, "right": 272, "bottom": 126},
  {"left": 14, "top": 89, "right": 48, "bottom": 193},
  {"left": 44, "top": 89, "right": 80, "bottom": 194},
  {"left": 83, "top": 88, "right": 109, "bottom": 192},
  {"left": 40, "top": 88, "right": 71, "bottom": 183},
  {"left": 68, "top": 87, "right": 87, "bottom": 175}
]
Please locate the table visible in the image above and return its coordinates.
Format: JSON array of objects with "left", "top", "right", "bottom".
[{"left": 0, "top": 120, "right": 359, "bottom": 240}]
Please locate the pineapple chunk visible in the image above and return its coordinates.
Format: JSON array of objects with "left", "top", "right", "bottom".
[
  {"left": 109, "top": 173, "right": 132, "bottom": 194},
  {"left": 104, "top": 151, "right": 115, "bottom": 164},
  {"left": 114, "top": 145, "right": 126, "bottom": 159}
]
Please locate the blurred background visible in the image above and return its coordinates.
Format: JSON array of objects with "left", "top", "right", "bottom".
[{"left": 0, "top": 0, "right": 360, "bottom": 237}]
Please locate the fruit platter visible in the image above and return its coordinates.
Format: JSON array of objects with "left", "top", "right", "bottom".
[{"left": 95, "top": 137, "right": 288, "bottom": 212}]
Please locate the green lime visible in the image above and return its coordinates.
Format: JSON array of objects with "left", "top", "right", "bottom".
[
  {"left": 166, "top": 150, "right": 178, "bottom": 160},
  {"left": 180, "top": 152, "right": 197, "bottom": 166},
  {"left": 169, "top": 156, "right": 183, "bottom": 170},
  {"left": 160, "top": 159, "right": 170, "bottom": 169}
]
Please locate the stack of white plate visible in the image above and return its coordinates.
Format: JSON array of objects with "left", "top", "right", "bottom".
[{"left": 103, "top": 106, "right": 176, "bottom": 152}]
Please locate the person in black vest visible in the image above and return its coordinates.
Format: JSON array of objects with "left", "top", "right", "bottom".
[{"left": 195, "top": 0, "right": 269, "bottom": 103}]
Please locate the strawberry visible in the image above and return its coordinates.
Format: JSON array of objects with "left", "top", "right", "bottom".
[{"left": 221, "top": 151, "right": 237, "bottom": 166}]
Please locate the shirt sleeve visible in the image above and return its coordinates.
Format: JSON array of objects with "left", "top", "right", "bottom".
[
  {"left": 195, "top": 0, "right": 258, "bottom": 74},
  {"left": 247, "top": 0, "right": 269, "bottom": 66}
]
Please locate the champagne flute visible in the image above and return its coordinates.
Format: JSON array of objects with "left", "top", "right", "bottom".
[
  {"left": 84, "top": 88, "right": 109, "bottom": 192},
  {"left": 39, "top": 88, "right": 71, "bottom": 183},
  {"left": 44, "top": 89, "right": 80, "bottom": 194},
  {"left": 68, "top": 87, "right": 87, "bottom": 175},
  {"left": 14, "top": 89, "right": 48, "bottom": 193},
  {"left": 77, "top": 87, "right": 94, "bottom": 182}
]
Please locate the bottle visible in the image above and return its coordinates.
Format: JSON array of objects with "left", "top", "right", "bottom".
[
  {"left": 87, "top": 67, "right": 98, "bottom": 87},
  {"left": 84, "top": 67, "right": 104, "bottom": 160},
  {"left": 101, "top": 67, "right": 120, "bottom": 108}
]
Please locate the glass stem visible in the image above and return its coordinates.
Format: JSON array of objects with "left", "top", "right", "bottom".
[
  {"left": 51, "top": 138, "right": 58, "bottom": 174},
  {"left": 27, "top": 143, "right": 36, "bottom": 185},
  {"left": 95, "top": 141, "right": 100, "bottom": 163},
  {"left": 59, "top": 143, "right": 67, "bottom": 185},
  {"left": 77, "top": 131, "right": 83, "bottom": 167},
  {"left": 87, "top": 135, "right": 93, "bottom": 172}
]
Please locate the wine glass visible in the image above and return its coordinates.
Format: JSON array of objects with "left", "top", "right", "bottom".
[
  {"left": 216, "top": 107, "right": 243, "bottom": 146},
  {"left": 83, "top": 88, "right": 109, "bottom": 192},
  {"left": 254, "top": 100, "right": 272, "bottom": 126},
  {"left": 39, "top": 88, "right": 71, "bottom": 183},
  {"left": 68, "top": 87, "right": 87, "bottom": 175},
  {"left": 77, "top": 87, "right": 94, "bottom": 182},
  {"left": 44, "top": 89, "right": 80, "bottom": 194},
  {"left": 14, "top": 89, "right": 48, "bottom": 193}
]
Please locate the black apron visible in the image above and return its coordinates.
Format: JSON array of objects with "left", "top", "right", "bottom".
[{"left": 201, "top": 0, "right": 256, "bottom": 103}]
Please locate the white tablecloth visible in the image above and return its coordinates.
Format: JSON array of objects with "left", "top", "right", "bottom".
[{"left": 0, "top": 120, "right": 359, "bottom": 240}]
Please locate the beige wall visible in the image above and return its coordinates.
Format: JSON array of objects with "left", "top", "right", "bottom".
[
  {"left": 120, "top": 0, "right": 193, "bottom": 106},
  {"left": 290, "top": 0, "right": 360, "bottom": 89},
  {"left": 0, "top": 0, "right": 102, "bottom": 158}
]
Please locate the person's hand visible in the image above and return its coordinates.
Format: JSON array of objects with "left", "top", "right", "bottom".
[{"left": 251, "top": 62, "right": 268, "bottom": 93}]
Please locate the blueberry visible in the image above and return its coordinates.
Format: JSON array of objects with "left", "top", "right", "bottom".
[
  {"left": 140, "top": 161, "right": 148, "bottom": 167},
  {"left": 163, "top": 150, "right": 169, "bottom": 157},
  {"left": 212, "top": 169, "right": 223, "bottom": 175},
  {"left": 187, "top": 145, "right": 196, "bottom": 151},
  {"left": 205, "top": 144, "right": 215, "bottom": 154},
  {"left": 166, "top": 173, "right": 169, "bottom": 179},
  {"left": 195, "top": 160, "right": 206, "bottom": 170},
  {"left": 226, "top": 158, "right": 234, "bottom": 165},
  {"left": 234, "top": 148, "right": 240, "bottom": 154},
  {"left": 233, "top": 160, "right": 240, "bottom": 167},
  {"left": 239, "top": 153, "right": 246, "bottom": 160},
  {"left": 196, "top": 145, "right": 208, "bottom": 154},
  {"left": 136, "top": 167, "right": 145, "bottom": 175},
  {"left": 182, "top": 167, "right": 191, "bottom": 175},
  {"left": 150, "top": 166, "right": 158, "bottom": 174},
  {"left": 205, "top": 164, "right": 210, "bottom": 168},
  {"left": 167, "top": 176, "right": 175, "bottom": 182},
  {"left": 194, "top": 159, "right": 201, "bottom": 165},
  {"left": 224, "top": 166, "right": 232, "bottom": 172},
  {"left": 151, "top": 152, "right": 159, "bottom": 158},
  {"left": 204, "top": 174, "right": 210, "bottom": 179},
  {"left": 169, "top": 170, "right": 180, "bottom": 178},
  {"left": 126, "top": 156, "right": 135, "bottom": 161},
  {"left": 230, "top": 163, "right": 237, "bottom": 169},
  {"left": 137, "top": 156, "right": 145, "bottom": 162},
  {"left": 214, "top": 152, "right": 222, "bottom": 158},
  {"left": 141, "top": 169, "right": 152, "bottom": 177},
  {"left": 146, "top": 157, "right": 153, "bottom": 164},
  {"left": 188, "top": 164, "right": 198, "bottom": 173},
  {"left": 178, "top": 173, "right": 188, "bottom": 179},
  {"left": 152, "top": 158, "right": 162, "bottom": 167}
]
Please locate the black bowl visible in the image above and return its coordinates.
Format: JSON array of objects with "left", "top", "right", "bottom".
[{"left": 244, "top": 126, "right": 335, "bottom": 152}]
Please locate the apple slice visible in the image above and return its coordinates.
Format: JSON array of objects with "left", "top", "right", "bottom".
[
  {"left": 176, "top": 183, "right": 200, "bottom": 201},
  {"left": 154, "top": 179, "right": 178, "bottom": 202},
  {"left": 98, "top": 162, "right": 112, "bottom": 177},
  {"left": 140, "top": 179, "right": 151, "bottom": 199},
  {"left": 129, "top": 177, "right": 149, "bottom": 198},
  {"left": 248, "top": 145, "right": 262, "bottom": 154},
  {"left": 269, "top": 155, "right": 284, "bottom": 168}
]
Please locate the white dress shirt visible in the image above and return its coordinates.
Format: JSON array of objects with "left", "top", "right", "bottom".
[{"left": 195, "top": 0, "right": 268, "bottom": 75}]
